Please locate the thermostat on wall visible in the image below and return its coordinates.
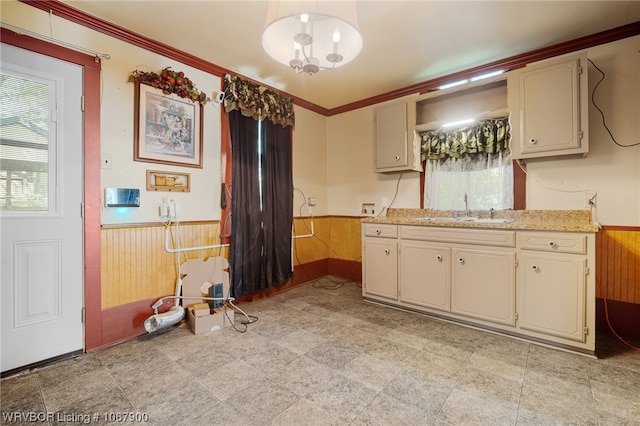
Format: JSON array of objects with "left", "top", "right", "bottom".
[{"left": 105, "top": 187, "right": 140, "bottom": 208}]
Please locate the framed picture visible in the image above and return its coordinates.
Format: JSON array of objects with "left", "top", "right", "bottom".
[
  {"left": 146, "top": 170, "right": 191, "bottom": 192},
  {"left": 134, "top": 82, "right": 203, "bottom": 168}
]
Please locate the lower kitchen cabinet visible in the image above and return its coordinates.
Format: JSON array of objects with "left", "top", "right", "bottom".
[
  {"left": 362, "top": 237, "right": 398, "bottom": 301},
  {"left": 399, "top": 241, "right": 450, "bottom": 311},
  {"left": 361, "top": 223, "right": 595, "bottom": 354},
  {"left": 517, "top": 252, "right": 586, "bottom": 342},
  {"left": 451, "top": 248, "right": 516, "bottom": 326}
]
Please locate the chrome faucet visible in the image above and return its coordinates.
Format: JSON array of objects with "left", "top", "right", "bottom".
[{"left": 463, "top": 192, "right": 469, "bottom": 217}]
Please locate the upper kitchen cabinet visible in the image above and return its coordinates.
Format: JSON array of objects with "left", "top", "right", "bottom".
[
  {"left": 373, "top": 98, "right": 422, "bottom": 173},
  {"left": 508, "top": 52, "right": 589, "bottom": 159}
]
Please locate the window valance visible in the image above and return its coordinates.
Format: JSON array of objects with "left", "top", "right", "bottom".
[
  {"left": 419, "top": 117, "right": 510, "bottom": 161},
  {"left": 223, "top": 75, "right": 295, "bottom": 128}
]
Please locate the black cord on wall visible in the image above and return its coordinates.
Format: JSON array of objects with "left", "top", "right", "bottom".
[{"left": 588, "top": 58, "right": 640, "bottom": 147}]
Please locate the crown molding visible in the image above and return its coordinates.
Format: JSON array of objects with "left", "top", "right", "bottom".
[
  {"left": 327, "top": 21, "right": 640, "bottom": 115},
  {"left": 19, "top": 1, "right": 640, "bottom": 116}
]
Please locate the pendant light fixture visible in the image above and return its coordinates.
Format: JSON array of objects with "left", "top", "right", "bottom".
[{"left": 262, "top": 0, "right": 363, "bottom": 75}]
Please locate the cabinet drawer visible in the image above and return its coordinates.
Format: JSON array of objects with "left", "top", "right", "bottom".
[
  {"left": 517, "top": 232, "right": 586, "bottom": 254},
  {"left": 400, "top": 226, "right": 515, "bottom": 247},
  {"left": 364, "top": 224, "right": 398, "bottom": 238}
]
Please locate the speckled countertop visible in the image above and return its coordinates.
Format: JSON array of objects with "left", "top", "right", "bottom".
[{"left": 361, "top": 208, "right": 600, "bottom": 233}]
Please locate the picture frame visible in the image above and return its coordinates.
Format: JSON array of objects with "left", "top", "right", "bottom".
[
  {"left": 146, "top": 170, "right": 191, "bottom": 192},
  {"left": 134, "top": 82, "right": 203, "bottom": 168}
]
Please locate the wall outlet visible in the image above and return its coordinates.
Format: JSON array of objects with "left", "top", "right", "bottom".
[
  {"left": 361, "top": 202, "right": 375, "bottom": 216},
  {"left": 585, "top": 191, "right": 597, "bottom": 208},
  {"left": 308, "top": 196, "right": 317, "bottom": 207},
  {"left": 160, "top": 198, "right": 176, "bottom": 220},
  {"left": 381, "top": 197, "right": 388, "bottom": 208}
]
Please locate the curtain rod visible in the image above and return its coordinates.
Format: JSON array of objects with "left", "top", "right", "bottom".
[{"left": 1, "top": 22, "right": 111, "bottom": 60}]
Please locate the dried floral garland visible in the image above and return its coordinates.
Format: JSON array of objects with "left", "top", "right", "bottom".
[{"left": 129, "top": 67, "right": 210, "bottom": 105}]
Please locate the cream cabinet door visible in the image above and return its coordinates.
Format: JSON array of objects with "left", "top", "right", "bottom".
[
  {"left": 451, "top": 248, "right": 516, "bottom": 325},
  {"left": 374, "top": 102, "right": 408, "bottom": 171},
  {"left": 373, "top": 100, "right": 421, "bottom": 173},
  {"left": 363, "top": 239, "right": 398, "bottom": 300},
  {"left": 510, "top": 52, "right": 588, "bottom": 159},
  {"left": 517, "top": 253, "right": 586, "bottom": 342},
  {"left": 399, "top": 241, "right": 450, "bottom": 311}
]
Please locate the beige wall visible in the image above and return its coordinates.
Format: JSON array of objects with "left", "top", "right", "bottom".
[
  {"left": 99, "top": 54, "right": 221, "bottom": 225},
  {"left": 326, "top": 98, "right": 421, "bottom": 217},
  {"left": 326, "top": 37, "right": 640, "bottom": 226},
  {"left": 3, "top": 1, "right": 639, "bottom": 228},
  {"left": 1, "top": 0, "right": 328, "bottom": 226},
  {"left": 1, "top": 1, "right": 221, "bottom": 224},
  {"left": 525, "top": 36, "right": 640, "bottom": 226},
  {"left": 292, "top": 106, "right": 329, "bottom": 216}
]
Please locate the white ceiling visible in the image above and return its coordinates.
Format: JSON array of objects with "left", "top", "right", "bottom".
[{"left": 63, "top": 1, "right": 640, "bottom": 110}]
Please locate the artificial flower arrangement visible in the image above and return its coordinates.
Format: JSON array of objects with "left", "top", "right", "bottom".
[{"left": 129, "top": 67, "right": 210, "bottom": 105}]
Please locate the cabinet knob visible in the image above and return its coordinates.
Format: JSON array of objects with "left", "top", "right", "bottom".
[
  {"left": 384, "top": 248, "right": 390, "bottom": 255},
  {"left": 375, "top": 229, "right": 381, "bottom": 235},
  {"left": 529, "top": 138, "right": 537, "bottom": 144},
  {"left": 394, "top": 155, "right": 400, "bottom": 161},
  {"left": 458, "top": 257, "right": 465, "bottom": 264},
  {"left": 531, "top": 264, "right": 539, "bottom": 271},
  {"left": 548, "top": 241, "right": 555, "bottom": 247},
  {"left": 436, "top": 255, "right": 443, "bottom": 261}
]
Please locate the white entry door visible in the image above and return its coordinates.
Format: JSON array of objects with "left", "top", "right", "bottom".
[{"left": 1, "top": 44, "right": 84, "bottom": 373}]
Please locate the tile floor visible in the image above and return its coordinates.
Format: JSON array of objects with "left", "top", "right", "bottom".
[{"left": 2, "top": 278, "right": 640, "bottom": 426}]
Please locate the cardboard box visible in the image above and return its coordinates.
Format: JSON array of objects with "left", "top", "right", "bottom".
[
  {"left": 187, "top": 306, "right": 234, "bottom": 334},
  {"left": 189, "top": 303, "right": 211, "bottom": 317}
]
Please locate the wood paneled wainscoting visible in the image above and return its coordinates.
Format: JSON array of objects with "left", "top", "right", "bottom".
[
  {"left": 595, "top": 226, "right": 640, "bottom": 340},
  {"left": 101, "top": 222, "right": 225, "bottom": 309},
  {"left": 99, "top": 216, "right": 363, "bottom": 347}
]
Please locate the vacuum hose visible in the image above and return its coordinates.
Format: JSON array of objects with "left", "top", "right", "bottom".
[
  {"left": 143, "top": 292, "right": 240, "bottom": 333},
  {"left": 144, "top": 305, "right": 185, "bottom": 333}
]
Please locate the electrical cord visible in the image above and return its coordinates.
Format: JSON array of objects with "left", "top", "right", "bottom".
[
  {"left": 512, "top": 59, "right": 640, "bottom": 214},
  {"left": 596, "top": 277, "right": 640, "bottom": 352},
  {"left": 376, "top": 172, "right": 403, "bottom": 217},
  {"left": 293, "top": 187, "right": 362, "bottom": 289},
  {"left": 223, "top": 301, "right": 258, "bottom": 333},
  {"left": 204, "top": 212, "right": 230, "bottom": 260},
  {"left": 166, "top": 209, "right": 259, "bottom": 333},
  {"left": 515, "top": 159, "right": 598, "bottom": 223},
  {"left": 588, "top": 58, "right": 640, "bottom": 148},
  {"left": 515, "top": 159, "right": 597, "bottom": 196},
  {"left": 311, "top": 275, "right": 361, "bottom": 290}
]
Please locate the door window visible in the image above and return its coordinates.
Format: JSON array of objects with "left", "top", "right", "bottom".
[{"left": 0, "top": 72, "right": 53, "bottom": 212}]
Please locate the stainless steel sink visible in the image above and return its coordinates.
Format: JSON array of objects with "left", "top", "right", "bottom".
[
  {"left": 457, "top": 217, "right": 514, "bottom": 224},
  {"left": 413, "top": 216, "right": 514, "bottom": 224},
  {"left": 413, "top": 217, "right": 459, "bottom": 222}
]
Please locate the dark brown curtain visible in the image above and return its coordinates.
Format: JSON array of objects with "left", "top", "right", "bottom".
[
  {"left": 228, "top": 110, "right": 293, "bottom": 297},
  {"left": 261, "top": 119, "right": 293, "bottom": 288}
]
